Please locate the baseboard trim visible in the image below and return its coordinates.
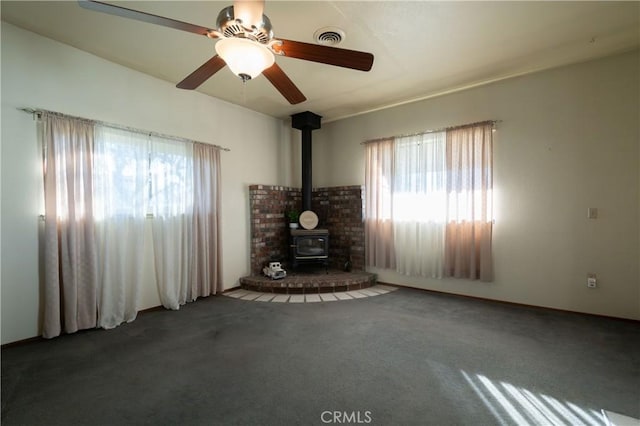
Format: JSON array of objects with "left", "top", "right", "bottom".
[
  {"left": 4, "top": 283, "right": 635, "bottom": 348},
  {"left": 1, "top": 335, "right": 44, "bottom": 349},
  {"left": 379, "top": 281, "right": 640, "bottom": 323},
  {"left": 1, "top": 291, "right": 239, "bottom": 348}
]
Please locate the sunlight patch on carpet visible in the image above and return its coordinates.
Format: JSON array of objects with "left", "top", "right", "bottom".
[{"left": 462, "top": 371, "right": 613, "bottom": 426}]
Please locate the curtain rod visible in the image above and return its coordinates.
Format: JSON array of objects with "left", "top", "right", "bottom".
[
  {"left": 361, "top": 119, "right": 501, "bottom": 145},
  {"left": 18, "top": 107, "right": 231, "bottom": 152}
]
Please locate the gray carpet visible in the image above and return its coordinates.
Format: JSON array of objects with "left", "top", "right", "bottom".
[{"left": 2, "top": 287, "right": 639, "bottom": 425}]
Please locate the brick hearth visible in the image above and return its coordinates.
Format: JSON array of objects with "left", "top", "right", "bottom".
[{"left": 240, "top": 269, "right": 376, "bottom": 294}]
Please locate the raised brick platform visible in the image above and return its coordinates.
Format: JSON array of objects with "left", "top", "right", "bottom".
[{"left": 239, "top": 270, "right": 377, "bottom": 294}]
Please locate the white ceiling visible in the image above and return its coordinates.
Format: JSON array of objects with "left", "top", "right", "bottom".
[{"left": 2, "top": 1, "right": 639, "bottom": 122}]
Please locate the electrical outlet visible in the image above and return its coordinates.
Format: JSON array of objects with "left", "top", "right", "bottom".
[{"left": 587, "top": 273, "right": 597, "bottom": 288}]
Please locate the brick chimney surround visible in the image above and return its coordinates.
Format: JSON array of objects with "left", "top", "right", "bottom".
[{"left": 249, "top": 184, "right": 365, "bottom": 275}]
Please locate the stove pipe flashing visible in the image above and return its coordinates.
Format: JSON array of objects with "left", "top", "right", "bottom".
[{"left": 291, "top": 111, "right": 322, "bottom": 212}]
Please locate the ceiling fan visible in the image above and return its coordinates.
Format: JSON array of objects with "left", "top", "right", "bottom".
[{"left": 78, "top": 0, "right": 375, "bottom": 105}]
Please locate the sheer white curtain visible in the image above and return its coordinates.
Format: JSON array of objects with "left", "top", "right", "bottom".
[
  {"left": 93, "top": 126, "right": 147, "bottom": 328},
  {"left": 149, "top": 136, "right": 194, "bottom": 309},
  {"left": 393, "top": 132, "right": 446, "bottom": 277},
  {"left": 42, "top": 113, "right": 98, "bottom": 338}
]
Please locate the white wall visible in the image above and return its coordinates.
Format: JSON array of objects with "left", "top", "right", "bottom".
[
  {"left": 1, "top": 23, "right": 291, "bottom": 344},
  {"left": 314, "top": 50, "right": 640, "bottom": 320},
  {"left": 2, "top": 24, "right": 637, "bottom": 345}
]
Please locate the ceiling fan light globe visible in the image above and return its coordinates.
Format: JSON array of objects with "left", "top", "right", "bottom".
[{"left": 215, "top": 37, "right": 275, "bottom": 80}]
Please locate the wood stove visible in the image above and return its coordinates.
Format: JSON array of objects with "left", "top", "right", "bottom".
[{"left": 290, "top": 229, "right": 329, "bottom": 270}]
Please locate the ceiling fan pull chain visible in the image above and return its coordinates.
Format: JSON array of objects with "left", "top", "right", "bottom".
[{"left": 242, "top": 79, "right": 247, "bottom": 105}]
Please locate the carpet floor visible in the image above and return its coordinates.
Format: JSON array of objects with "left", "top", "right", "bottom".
[{"left": 2, "top": 287, "right": 639, "bottom": 425}]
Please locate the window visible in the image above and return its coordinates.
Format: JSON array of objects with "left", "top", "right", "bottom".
[
  {"left": 393, "top": 131, "right": 447, "bottom": 223},
  {"left": 41, "top": 112, "right": 223, "bottom": 338},
  {"left": 93, "top": 126, "right": 194, "bottom": 220},
  {"left": 364, "top": 122, "right": 494, "bottom": 281}
]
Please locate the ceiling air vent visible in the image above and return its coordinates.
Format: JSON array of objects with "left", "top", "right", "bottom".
[{"left": 314, "top": 27, "right": 345, "bottom": 46}]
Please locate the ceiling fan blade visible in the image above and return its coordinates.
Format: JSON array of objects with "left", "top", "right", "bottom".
[
  {"left": 233, "top": 0, "right": 265, "bottom": 29},
  {"left": 274, "top": 39, "right": 374, "bottom": 72},
  {"left": 78, "top": 0, "right": 215, "bottom": 36},
  {"left": 262, "top": 63, "right": 306, "bottom": 105},
  {"left": 176, "top": 56, "right": 227, "bottom": 90}
]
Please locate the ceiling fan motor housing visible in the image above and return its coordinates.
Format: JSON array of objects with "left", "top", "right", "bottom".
[{"left": 216, "top": 5, "right": 272, "bottom": 44}]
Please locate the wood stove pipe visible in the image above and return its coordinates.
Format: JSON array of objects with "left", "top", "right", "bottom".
[{"left": 291, "top": 111, "right": 322, "bottom": 212}]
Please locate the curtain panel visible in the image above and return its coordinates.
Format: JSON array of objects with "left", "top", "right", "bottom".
[
  {"left": 393, "top": 132, "right": 446, "bottom": 278},
  {"left": 192, "top": 143, "right": 223, "bottom": 298},
  {"left": 364, "top": 138, "right": 396, "bottom": 269},
  {"left": 150, "top": 135, "right": 194, "bottom": 310},
  {"left": 42, "top": 113, "right": 98, "bottom": 338},
  {"left": 93, "top": 125, "right": 148, "bottom": 329},
  {"left": 444, "top": 123, "right": 493, "bottom": 281}
]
